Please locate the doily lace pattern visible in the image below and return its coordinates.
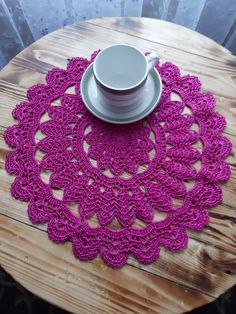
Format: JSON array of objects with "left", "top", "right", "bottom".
[{"left": 4, "top": 51, "right": 231, "bottom": 268}]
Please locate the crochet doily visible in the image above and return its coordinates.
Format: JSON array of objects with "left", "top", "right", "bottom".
[{"left": 4, "top": 50, "right": 231, "bottom": 268}]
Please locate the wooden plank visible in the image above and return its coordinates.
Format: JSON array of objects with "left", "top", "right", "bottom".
[
  {"left": 1, "top": 125, "right": 235, "bottom": 297},
  {"left": 9, "top": 27, "right": 236, "bottom": 102},
  {"left": 2, "top": 133, "right": 236, "bottom": 247},
  {"left": 0, "top": 73, "right": 235, "bottom": 139},
  {"left": 210, "top": 204, "right": 236, "bottom": 218},
  {"left": 0, "top": 214, "right": 214, "bottom": 314},
  {"left": 0, "top": 178, "right": 235, "bottom": 299},
  {"left": 1, "top": 18, "right": 236, "bottom": 311},
  {"left": 196, "top": 0, "right": 236, "bottom": 45},
  {"left": 129, "top": 239, "right": 236, "bottom": 297},
  {"left": 0, "top": 22, "right": 235, "bottom": 136},
  {"left": 88, "top": 17, "right": 234, "bottom": 61},
  {"left": 2, "top": 158, "right": 236, "bottom": 260},
  {"left": 1, "top": 135, "right": 236, "bottom": 252},
  {"left": 190, "top": 216, "right": 236, "bottom": 255}
]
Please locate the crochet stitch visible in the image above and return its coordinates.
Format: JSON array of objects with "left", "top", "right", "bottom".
[{"left": 4, "top": 50, "right": 231, "bottom": 268}]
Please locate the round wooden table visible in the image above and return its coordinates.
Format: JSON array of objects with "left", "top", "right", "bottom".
[{"left": 0, "top": 17, "right": 236, "bottom": 314}]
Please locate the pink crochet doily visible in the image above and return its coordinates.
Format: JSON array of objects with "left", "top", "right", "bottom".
[{"left": 4, "top": 50, "right": 231, "bottom": 268}]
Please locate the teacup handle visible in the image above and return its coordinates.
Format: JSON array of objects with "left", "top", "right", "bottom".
[{"left": 146, "top": 52, "right": 158, "bottom": 71}]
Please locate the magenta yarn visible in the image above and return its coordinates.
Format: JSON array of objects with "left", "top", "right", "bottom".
[{"left": 4, "top": 50, "right": 231, "bottom": 268}]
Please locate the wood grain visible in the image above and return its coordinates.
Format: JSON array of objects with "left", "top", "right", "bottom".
[
  {"left": 1, "top": 0, "right": 236, "bottom": 69},
  {"left": 0, "top": 214, "right": 214, "bottom": 314},
  {"left": 0, "top": 18, "right": 236, "bottom": 313},
  {"left": 88, "top": 17, "right": 235, "bottom": 61},
  {"left": 1, "top": 19, "right": 236, "bottom": 135}
]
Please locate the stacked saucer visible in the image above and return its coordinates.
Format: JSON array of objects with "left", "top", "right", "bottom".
[
  {"left": 81, "top": 64, "right": 162, "bottom": 124},
  {"left": 81, "top": 45, "right": 162, "bottom": 124}
]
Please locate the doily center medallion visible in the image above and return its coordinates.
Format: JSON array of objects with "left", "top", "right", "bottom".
[{"left": 4, "top": 51, "right": 231, "bottom": 268}]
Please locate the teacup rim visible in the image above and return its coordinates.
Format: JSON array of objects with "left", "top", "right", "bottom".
[{"left": 93, "top": 44, "right": 150, "bottom": 92}]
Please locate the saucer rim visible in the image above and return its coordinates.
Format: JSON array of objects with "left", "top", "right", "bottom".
[{"left": 81, "top": 63, "right": 162, "bottom": 124}]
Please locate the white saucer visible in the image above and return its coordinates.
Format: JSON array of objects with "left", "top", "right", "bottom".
[{"left": 80, "top": 63, "right": 162, "bottom": 124}]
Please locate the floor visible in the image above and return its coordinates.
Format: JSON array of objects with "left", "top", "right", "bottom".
[{"left": 0, "top": 266, "right": 235, "bottom": 314}]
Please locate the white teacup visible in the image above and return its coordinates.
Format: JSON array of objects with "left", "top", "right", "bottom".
[{"left": 93, "top": 44, "right": 158, "bottom": 108}]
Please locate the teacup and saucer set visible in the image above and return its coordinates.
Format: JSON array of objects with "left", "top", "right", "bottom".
[{"left": 81, "top": 44, "right": 162, "bottom": 124}]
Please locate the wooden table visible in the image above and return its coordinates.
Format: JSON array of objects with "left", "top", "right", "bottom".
[{"left": 0, "top": 17, "right": 236, "bottom": 314}]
